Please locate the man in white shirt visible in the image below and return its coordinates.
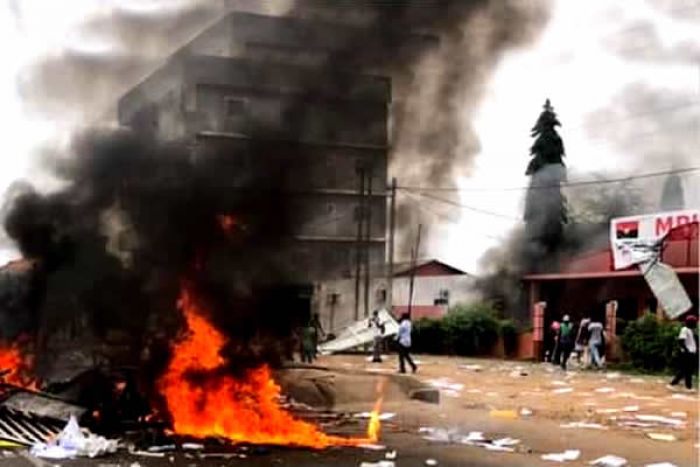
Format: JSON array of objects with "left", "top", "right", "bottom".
[
  {"left": 368, "top": 310, "right": 385, "bottom": 363},
  {"left": 395, "top": 313, "right": 417, "bottom": 374},
  {"left": 669, "top": 315, "right": 697, "bottom": 391}
]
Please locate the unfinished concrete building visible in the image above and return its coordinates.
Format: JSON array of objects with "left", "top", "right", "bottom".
[{"left": 118, "top": 12, "right": 390, "bottom": 316}]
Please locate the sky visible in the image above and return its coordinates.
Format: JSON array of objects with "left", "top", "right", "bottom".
[
  {"left": 429, "top": 0, "right": 700, "bottom": 272},
  {"left": 0, "top": 0, "right": 698, "bottom": 271}
]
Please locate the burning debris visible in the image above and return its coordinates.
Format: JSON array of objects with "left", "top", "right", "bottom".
[{"left": 157, "top": 282, "right": 382, "bottom": 448}]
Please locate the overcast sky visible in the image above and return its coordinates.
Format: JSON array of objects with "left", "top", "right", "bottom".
[{"left": 0, "top": 0, "right": 698, "bottom": 271}]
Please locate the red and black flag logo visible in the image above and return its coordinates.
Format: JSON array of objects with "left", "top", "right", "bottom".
[{"left": 616, "top": 221, "right": 639, "bottom": 239}]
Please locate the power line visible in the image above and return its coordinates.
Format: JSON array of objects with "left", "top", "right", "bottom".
[
  {"left": 397, "top": 166, "right": 700, "bottom": 193},
  {"left": 401, "top": 190, "right": 506, "bottom": 241},
  {"left": 402, "top": 188, "right": 521, "bottom": 221}
]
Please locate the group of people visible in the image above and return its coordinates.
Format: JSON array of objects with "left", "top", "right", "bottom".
[
  {"left": 546, "top": 314, "right": 606, "bottom": 371},
  {"left": 296, "top": 310, "right": 418, "bottom": 375}
]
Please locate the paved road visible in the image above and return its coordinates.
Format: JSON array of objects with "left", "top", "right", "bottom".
[{"left": 1, "top": 355, "right": 697, "bottom": 466}]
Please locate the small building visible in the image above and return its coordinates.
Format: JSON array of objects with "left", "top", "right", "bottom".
[
  {"left": 317, "top": 259, "right": 476, "bottom": 334},
  {"left": 522, "top": 223, "right": 698, "bottom": 359}
]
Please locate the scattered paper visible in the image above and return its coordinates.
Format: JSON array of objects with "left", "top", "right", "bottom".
[
  {"left": 354, "top": 412, "right": 396, "bottom": 421},
  {"left": 182, "top": 443, "right": 204, "bottom": 450},
  {"left": 484, "top": 444, "right": 514, "bottom": 452},
  {"left": 385, "top": 451, "right": 397, "bottom": 460},
  {"left": 427, "top": 378, "right": 464, "bottom": 392},
  {"left": 644, "top": 463, "right": 678, "bottom": 467},
  {"left": 596, "top": 409, "right": 620, "bottom": 414},
  {"left": 595, "top": 387, "right": 615, "bottom": 393},
  {"left": 492, "top": 438, "right": 520, "bottom": 447},
  {"left": 551, "top": 381, "right": 568, "bottom": 386},
  {"left": 520, "top": 408, "right": 533, "bottom": 416},
  {"left": 669, "top": 394, "right": 695, "bottom": 401},
  {"left": 635, "top": 415, "right": 685, "bottom": 427},
  {"left": 148, "top": 445, "right": 176, "bottom": 452},
  {"left": 606, "top": 372, "right": 621, "bottom": 379},
  {"left": 359, "top": 444, "right": 387, "bottom": 451},
  {"left": 589, "top": 455, "right": 627, "bottom": 466},
  {"left": 622, "top": 406, "right": 639, "bottom": 412},
  {"left": 553, "top": 387, "right": 573, "bottom": 394},
  {"left": 669, "top": 412, "right": 686, "bottom": 418},
  {"left": 541, "top": 449, "right": 581, "bottom": 462},
  {"left": 425, "top": 460, "right": 438, "bottom": 466},
  {"left": 561, "top": 422, "right": 607, "bottom": 430},
  {"left": 646, "top": 433, "right": 676, "bottom": 442},
  {"left": 458, "top": 364, "right": 483, "bottom": 372},
  {"left": 462, "top": 432, "right": 485, "bottom": 442},
  {"left": 359, "top": 462, "right": 394, "bottom": 467}
]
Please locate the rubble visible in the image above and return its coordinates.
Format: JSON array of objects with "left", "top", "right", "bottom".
[{"left": 29, "top": 415, "right": 118, "bottom": 459}]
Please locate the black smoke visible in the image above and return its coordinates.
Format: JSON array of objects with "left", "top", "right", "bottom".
[{"left": 3, "top": 1, "right": 552, "bottom": 379}]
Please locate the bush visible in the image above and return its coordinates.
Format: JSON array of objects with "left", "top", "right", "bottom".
[
  {"left": 412, "top": 318, "right": 445, "bottom": 354},
  {"left": 621, "top": 313, "right": 681, "bottom": 373},
  {"left": 500, "top": 319, "right": 519, "bottom": 357},
  {"left": 442, "top": 303, "right": 500, "bottom": 356}
]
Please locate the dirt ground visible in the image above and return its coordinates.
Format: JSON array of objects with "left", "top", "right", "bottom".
[{"left": 0, "top": 354, "right": 697, "bottom": 466}]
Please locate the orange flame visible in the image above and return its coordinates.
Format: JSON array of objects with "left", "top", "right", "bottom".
[
  {"left": 158, "top": 284, "right": 381, "bottom": 448},
  {"left": 0, "top": 341, "right": 37, "bottom": 390}
]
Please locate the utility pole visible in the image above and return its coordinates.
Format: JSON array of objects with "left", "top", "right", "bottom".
[
  {"left": 363, "top": 166, "right": 373, "bottom": 319},
  {"left": 387, "top": 178, "right": 397, "bottom": 311},
  {"left": 354, "top": 166, "right": 365, "bottom": 322},
  {"left": 406, "top": 223, "right": 422, "bottom": 319}
]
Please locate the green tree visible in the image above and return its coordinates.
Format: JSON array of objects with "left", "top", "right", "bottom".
[
  {"left": 523, "top": 99, "right": 568, "bottom": 257},
  {"left": 526, "top": 99, "right": 565, "bottom": 175}
]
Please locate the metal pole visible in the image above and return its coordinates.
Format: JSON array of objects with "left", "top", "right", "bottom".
[
  {"left": 354, "top": 168, "right": 365, "bottom": 321},
  {"left": 364, "top": 167, "right": 373, "bottom": 318},
  {"left": 387, "top": 178, "right": 397, "bottom": 312},
  {"left": 406, "top": 224, "right": 422, "bottom": 319}
]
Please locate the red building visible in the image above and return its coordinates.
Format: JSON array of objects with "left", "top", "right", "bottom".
[{"left": 523, "top": 224, "right": 698, "bottom": 359}]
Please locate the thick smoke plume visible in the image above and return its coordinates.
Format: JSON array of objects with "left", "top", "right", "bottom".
[{"left": 4, "top": 1, "right": 551, "bottom": 379}]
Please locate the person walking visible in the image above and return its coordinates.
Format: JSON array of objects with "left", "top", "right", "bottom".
[
  {"left": 587, "top": 317, "right": 606, "bottom": 369},
  {"left": 558, "top": 315, "right": 575, "bottom": 370},
  {"left": 575, "top": 314, "right": 591, "bottom": 366},
  {"left": 546, "top": 320, "right": 560, "bottom": 363},
  {"left": 368, "top": 310, "right": 385, "bottom": 363},
  {"left": 668, "top": 315, "right": 698, "bottom": 392},
  {"left": 396, "top": 313, "right": 417, "bottom": 374},
  {"left": 300, "top": 319, "right": 318, "bottom": 364},
  {"left": 309, "top": 313, "right": 325, "bottom": 359}
]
